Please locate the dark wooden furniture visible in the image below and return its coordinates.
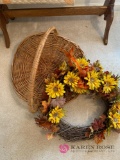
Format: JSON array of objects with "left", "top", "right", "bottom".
[{"left": 0, "top": 0, "right": 115, "bottom": 48}]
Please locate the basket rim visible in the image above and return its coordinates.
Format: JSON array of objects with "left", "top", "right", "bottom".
[{"left": 27, "top": 27, "right": 58, "bottom": 112}]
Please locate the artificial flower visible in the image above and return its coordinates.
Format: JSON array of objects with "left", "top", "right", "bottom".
[
  {"left": 116, "top": 103, "right": 120, "bottom": 112},
  {"left": 102, "top": 74, "right": 118, "bottom": 94},
  {"left": 46, "top": 133, "right": 54, "bottom": 140},
  {"left": 108, "top": 112, "right": 120, "bottom": 129},
  {"left": 48, "top": 106, "right": 64, "bottom": 123},
  {"left": 36, "top": 53, "right": 120, "bottom": 143},
  {"left": 59, "top": 61, "right": 68, "bottom": 71},
  {"left": 77, "top": 79, "right": 88, "bottom": 89},
  {"left": 109, "top": 102, "right": 120, "bottom": 114},
  {"left": 93, "top": 60, "right": 103, "bottom": 72},
  {"left": 41, "top": 100, "right": 50, "bottom": 114},
  {"left": 94, "top": 130, "right": 106, "bottom": 144},
  {"left": 73, "top": 79, "right": 88, "bottom": 94},
  {"left": 73, "top": 87, "right": 88, "bottom": 94},
  {"left": 77, "top": 58, "right": 89, "bottom": 69},
  {"left": 46, "top": 81, "right": 65, "bottom": 98},
  {"left": 51, "top": 97, "right": 66, "bottom": 107},
  {"left": 84, "top": 70, "right": 101, "bottom": 90},
  {"left": 92, "top": 118, "right": 105, "bottom": 131},
  {"left": 64, "top": 71, "right": 80, "bottom": 88}
]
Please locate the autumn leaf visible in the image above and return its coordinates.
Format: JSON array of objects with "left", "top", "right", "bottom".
[
  {"left": 41, "top": 91, "right": 49, "bottom": 101},
  {"left": 85, "top": 128, "right": 91, "bottom": 138},
  {"left": 99, "top": 114, "right": 106, "bottom": 122},
  {"left": 92, "top": 118, "right": 105, "bottom": 131},
  {"left": 61, "top": 47, "right": 81, "bottom": 71},
  {"left": 41, "top": 101, "right": 49, "bottom": 113},
  {"left": 41, "top": 98, "right": 51, "bottom": 114},
  {"left": 61, "top": 47, "right": 74, "bottom": 67},
  {"left": 85, "top": 132, "right": 90, "bottom": 138},
  {"left": 50, "top": 125, "right": 60, "bottom": 133},
  {"left": 46, "top": 133, "right": 54, "bottom": 140},
  {"left": 94, "top": 131, "right": 105, "bottom": 144},
  {"left": 54, "top": 69, "right": 61, "bottom": 76},
  {"left": 103, "top": 91, "right": 118, "bottom": 101},
  {"left": 35, "top": 117, "right": 52, "bottom": 130},
  {"left": 45, "top": 78, "right": 50, "bottom": 84},
  {"left": 35, "top": 117, "right": 60, "bottom": 133},
  {"left": 77, "top": 80, "right": 88, "bottom": 89},
  {"left": 61, "top": 48, "right": 91, "bottom": 77}
]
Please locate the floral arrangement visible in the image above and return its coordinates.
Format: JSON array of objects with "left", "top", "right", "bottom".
[{"left": 35, "top": 48, "right": 120, "bottom": 143}]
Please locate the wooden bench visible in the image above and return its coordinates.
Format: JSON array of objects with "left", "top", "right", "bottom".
[{"left": 0, "top": 0, "right": 115, "bottom": 48}]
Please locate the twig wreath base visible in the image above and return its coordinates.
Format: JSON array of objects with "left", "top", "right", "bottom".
[
  {"left": 57, "top": 120, "right": 104, "bottom": 141},
  {"left": 35, "top": 48, "right": 120, "bottom": 144},
  {"left": 57, "top": 96, "right": 110, "bottom": 142}
]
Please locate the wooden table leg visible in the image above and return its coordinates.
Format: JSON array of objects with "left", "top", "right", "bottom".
[
  {"left": 0, "top": 5, "right": 10, "bottom": 48},
  {"left": 103, "top": 0, "right": 115, "bottom": 45}
]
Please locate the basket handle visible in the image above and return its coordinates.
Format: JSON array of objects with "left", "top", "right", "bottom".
[{"left": 28, "top": 27, "right": 58, "bottom": 113}]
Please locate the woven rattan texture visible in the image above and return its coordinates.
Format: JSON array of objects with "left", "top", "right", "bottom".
[
  {"left": 0, "top": 0, "right": 74, "bottom": 4},
  {"left": 12, "top": 29, "right": 84, "bottom": 112}
]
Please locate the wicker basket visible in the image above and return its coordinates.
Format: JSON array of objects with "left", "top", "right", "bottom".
[{"left": 12, "top": 27, "right": 84, "bottom": 113}]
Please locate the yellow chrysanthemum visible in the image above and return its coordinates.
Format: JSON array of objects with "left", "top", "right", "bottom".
[
  {"left": 49, "top": 106, "right": 64, "bottom": 123},
  {"left": 84, "top": 70, "right": 101, "bottom": 90},
  {"left": 46, "top": 81, "right": 65, "bottom": 98},
  {"left": 77, "top": 58, "right": 89, "bottom": 69},
  {"left": 59, "top": 61, "right": 68, "bottom": 71},
  {"left": 73, "top": 87, "right": 88, "bottom": 94},
  {"left": 64, "top": 71, "right": 80, "bottom": 88},
  {"left": 102, "top": 74, "right": 118, "bottom": 94},
  {"left": 109, "top": 103, "right": 120, "bottom": 113},
  {"left": 108, "top": 112, "right": 120, "bottom": 129},
  {"left": 116, "top": 103, "right": 120, "bottom": 112}
]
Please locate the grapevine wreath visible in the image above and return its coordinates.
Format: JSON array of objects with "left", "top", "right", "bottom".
[{"left": 35, "top": 47, "right": 120, "bottom": 144}]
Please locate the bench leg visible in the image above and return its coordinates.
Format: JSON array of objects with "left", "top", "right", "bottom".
[
  {"left": 103, "top": 0, "right": 115, "bottom": 45},
  {"left": 99, "top": 0, "right": 110, "bottom": 16},
  {"left": 0, "top": 5, "right": 10, "bottom": 48}
]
